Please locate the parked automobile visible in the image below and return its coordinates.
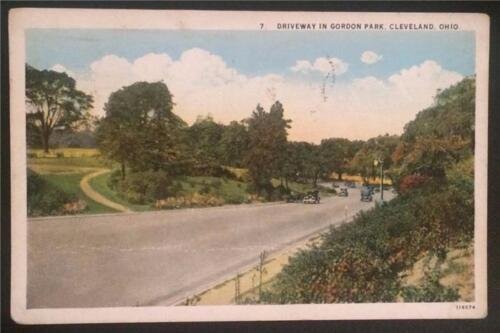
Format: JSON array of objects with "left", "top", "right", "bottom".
[
  {"left": 360, "top": 186, "right": 373, "bottom": 202},
  {"left": 303, "top": 190, "right": 320, "bottom": 204},
  {"left": 338, "top": 187, "right": 348, "bottom": 197},
  {"left": 367, "top": 185, "right": 375, "bottom": 195}
]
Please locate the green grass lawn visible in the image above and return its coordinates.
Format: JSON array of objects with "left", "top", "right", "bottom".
[
  {"left": 271, "top": 178, "right": 335, "bottom": 197},
  {"left": 28, "top": 156, "right": 111, "bottom": 169},
  {"left": 89, "top": 171, "right": 151, "bottom": 212},
  {"left": 90, "top": 171, "right": 253, "bottom": 211},
  {"left": 177, "top": 176, "right": 250, "bottom": 203},
  {"left": 42, "top": 172, "right": 117, "bottom": 215},
  {"left": 28, "top": 148, "right": 100, "bottom": 158},
  {"left": 28, "top": 149, "right": 333, "bottom": 216}
]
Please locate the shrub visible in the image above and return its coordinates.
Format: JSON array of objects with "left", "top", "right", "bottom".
[
  {"left": 270, "top": 187, "right": 285, "bottom": 201},
  {"left": 62, "top": 199, "right": 88, "bottom": 215},
  {"left": 191, "top": 163, "right": 236, "bottom": 178},
  {"left": 155, "top": 193, "right": 225, "bottom": 209},
  {"left": 398, "top": 174, "right": 430, "bottom": 194},
  {"left": 115, "top": 170, "right": 177, "bottom": 204},
  {"left": 224, "top": 192, "right": 248, "bottom": 204},
  {"left": 27, "top": 169, "right": 77, "bottom": 216},
  {"left": 199, "top": 183, "right": 211, "bottom": 195},
  {"left": 262, "top": 177, "right": 473, "bottom": 304},
  {"left": 107, "top": 169, "right": 122, "bottom": 189},
  {"left": 211, "top": 179, "right": 222, "bottom": 188},
  {"left": 401, "top": 270, "right": 460, "bottom": 302}
]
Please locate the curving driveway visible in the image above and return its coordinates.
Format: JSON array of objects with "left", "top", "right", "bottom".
[{"left": 80, "top": 169, "right": 132, "bottom": 213}]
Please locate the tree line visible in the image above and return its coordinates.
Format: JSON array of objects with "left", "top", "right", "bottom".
[{"left": 26, "top": 64, "right": 473, "bottom": 199}]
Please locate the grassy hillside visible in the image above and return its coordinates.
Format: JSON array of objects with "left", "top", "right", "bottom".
[
  {"left": 27, "top": 152, "right": 116, "bottom": 216},
  {"left": 28, "top": 168, "right": 115, "bottom": 217}
]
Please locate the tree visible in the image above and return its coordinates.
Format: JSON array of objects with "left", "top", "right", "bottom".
[
  {"left": 95, "top": 81, "right": 185, "bottom": 178},
  {"left": 391, "top": 77, "right": 475, "bottom": 184},
  {"left": 25, "top": 64, "right": 93, "bottom": 152},
  {"left": 349, "top": 134, "right": 399, "bottom": 183},
  {"left": 281, "top": 141, "right": 325, "bottom": 187},
  {"left": 186, "top": 115, "right": 225, "bottom": 167},
  {"left": 320, "top": 138, "right": 362, "bottom": 180},
  {"left": 269, "top": 101, "right": 292, "bottom": 185},
  {"left": 244, "top": 102, "right": 291, "bottom": 196},
  {"left": 219, "top": 120, "right": 249, "bottom": 168}
]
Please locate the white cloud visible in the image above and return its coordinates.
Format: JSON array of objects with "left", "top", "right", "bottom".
[
  {"left": 50, "top": 64, "right": 74, "bottom": 77},
  {"left": 360, "top": 51, "right": 383, "bottom": 64},
  {"left": 290, "top": 60, "right": 312, "bottom": 73},
  {"left": 73, "top": 51, "right": 463, "bottom": 142},
  {"left": 132, "top": 53, "right": 173, "bottom": 81},
  {"left": 290, "top": 57, "right": 348, "bottom": 75}
]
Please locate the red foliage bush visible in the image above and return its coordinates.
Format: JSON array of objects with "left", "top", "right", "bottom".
[{"left": 399, "top": 174, "right": 430, "bottom": 194}]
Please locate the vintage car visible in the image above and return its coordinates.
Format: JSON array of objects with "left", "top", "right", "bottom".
[
  {"left": 366, "top": 185, "right": 375, "bottom": 195},
  {"left": 360, "top": 186, "right": 373, "bottom": 202},
  {"left": 302, "top": 190, "right": 320, "bottom": 204},
  {"left": 338, "top": 187, "right": 349, "bottom": 197}
]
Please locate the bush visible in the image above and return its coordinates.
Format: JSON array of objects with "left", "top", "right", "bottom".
[
  {"left": 398, "top": 174, "right": 430, "bottom": 194},
  {"left": 199, "top": 183, "right": 211, "bottom": 195},
  {"left": 107, "top": 169, "right": 122, "bottom": 189},
  {"left": 155, "top": 193, "right": 225, "bottom": 209},
  {"left": 316, "top": 185, "right": 337, "bottom": 194},
  {"left": 114, "top": 170, "right": 177, "bottom": 204},
  {"left": 191, "top": 163, "right": 236, "bottom": 178},
  {"left": 401, "top": 270, "right": 460, "bottom": 302},
  {"left": 262, "top": 177, "right": 473, "bottom": 304},
  {"left": 224, "top": 192, "right": 248, "bottom": 204},
  {"left": 211, "top": 179, "right": 222, "bottom": 188},
  {"left": 27, "top": 169, "right": 77, "bottom": 216}
]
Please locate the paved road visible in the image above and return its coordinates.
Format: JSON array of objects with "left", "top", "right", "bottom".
[{"left": 28, "top": 189, "right": 392, "bottom": 308}]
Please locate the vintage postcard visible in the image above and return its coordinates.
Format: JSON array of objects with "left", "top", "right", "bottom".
[{"left": 9, "top": 9, "right": 488, "bottom": 324}]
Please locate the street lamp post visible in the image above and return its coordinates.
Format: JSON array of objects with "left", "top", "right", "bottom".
[{"left": 373, "top": 159, "right": 384, "bottom": 201}]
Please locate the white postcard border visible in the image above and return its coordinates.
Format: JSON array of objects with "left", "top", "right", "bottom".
[{"left": 9, "top": 8, "right": 489, "bottom": 324}]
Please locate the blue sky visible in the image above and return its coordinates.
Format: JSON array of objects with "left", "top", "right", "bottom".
[
  {"left": 26, "top": 29, "right": 475, "bottom": 80},
  {"left": 25, "top": 29, "right": 475, "bottom": 141}
]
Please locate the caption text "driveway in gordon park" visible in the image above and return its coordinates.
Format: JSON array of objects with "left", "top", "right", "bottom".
[{"left": 275, "top": 22, "right": 460, "bottom": 31}]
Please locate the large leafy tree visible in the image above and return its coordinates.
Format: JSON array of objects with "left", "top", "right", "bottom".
[
  {"left": 186, "top": 115, "right": 225, "bottom": 167},
  {"left": 320, "top": 138, "right": 364, "bottom": 180},
  {"left": 350, "top": 134, "right": 399, "bottom": 183},
  {"left": 25, "top": 64, "right": 93, "bottom": 152},
  {"left": 392, "top": 77, "right": 475, "bottom": 182},
  {"left": 269, "top": 101, "right": 292, "bottom": 184},
  {"left": 244, "top": 102, "right": 291, "bottom": 196},
  {"left": 95, "top": 81, "right": 185, "bottom": 178},
  {"left": 218, "top": 120, "right": 250, "bottom": 168}
]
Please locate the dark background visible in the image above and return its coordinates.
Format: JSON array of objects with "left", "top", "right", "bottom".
[{"left": 2, "top": 1, "right": 499, "bottom": 332}]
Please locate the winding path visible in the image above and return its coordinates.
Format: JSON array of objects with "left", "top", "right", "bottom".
[{"left": 80, "top": 169, "right": 132, "bottom": 213}]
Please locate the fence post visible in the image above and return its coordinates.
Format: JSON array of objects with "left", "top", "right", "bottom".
[
  {"left": 258, "top": 250, "right": 267, "bottom": 301},
  {"left": 234, "top": 272, "right": 241, "bottom": 304}
]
